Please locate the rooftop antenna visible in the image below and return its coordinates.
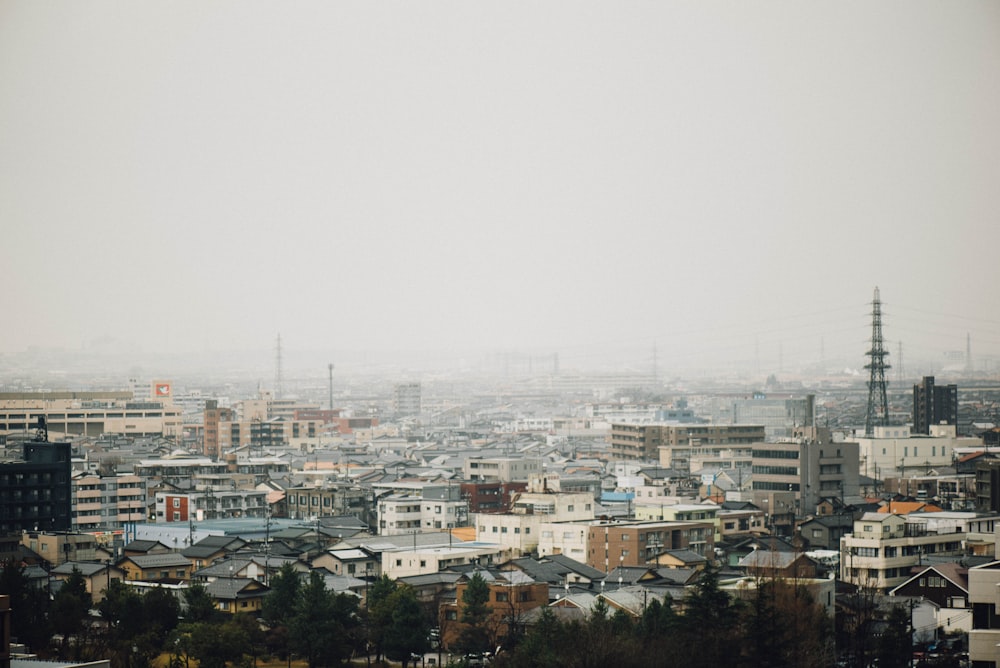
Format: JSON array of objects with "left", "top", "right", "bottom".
[
  {"left": 864, "top": 287, "right": 891, "bottom": 437},
  {"left": 274, "top": 334, "right": 284, "bottom": 400}
]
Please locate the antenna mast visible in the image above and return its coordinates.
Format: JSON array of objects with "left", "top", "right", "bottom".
[{"left": 864, "top": 287, "right": 891, "bottom": 437}]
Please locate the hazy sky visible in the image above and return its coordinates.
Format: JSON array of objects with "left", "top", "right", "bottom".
[{"left": 2, "top": 2, "right": 999, "bottom": 374}]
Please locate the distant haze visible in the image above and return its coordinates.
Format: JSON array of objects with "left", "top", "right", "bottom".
[{"left": 2, "top": 2, "right": 999, "bottom": 377}]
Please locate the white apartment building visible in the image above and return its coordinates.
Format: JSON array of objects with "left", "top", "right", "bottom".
[
  {"left": 537, "top": 522, "right": 590, "bottom": 562},
  {"left": 475, "top": 491, "right": 596, "bottom": 557},
  {"left": 839, "top": 512, "right": 965, "bottom": 591},
  {"left": 380, "top": 542, "right": 510, "bottom": 578},
  {"left": 852, "top": 424, "right": 981, "bottom": 479},
  {"left": 377, "top": 494, "right": 468, "bottom": 535}
]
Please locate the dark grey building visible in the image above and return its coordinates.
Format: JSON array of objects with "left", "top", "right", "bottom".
[
  {"left": 0, "top": 441, "right": 72, "bottom": 534},
  {"left": 913, "top": 376, "right": 958, "bottom": 435}
]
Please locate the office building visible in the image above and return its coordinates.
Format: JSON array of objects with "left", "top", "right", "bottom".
[{"left": 393, "top": 382, "right": 421, "bottom": 418}]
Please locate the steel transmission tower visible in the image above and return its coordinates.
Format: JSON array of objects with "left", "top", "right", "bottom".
[{"left": 864, "top": 287, "right": 891, "bottom": 437}]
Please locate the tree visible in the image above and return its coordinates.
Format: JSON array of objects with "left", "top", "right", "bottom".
[
  {"left": 456, "top": 572, "right": 492, "bottom": 656},
  {"left": 676, "top": 564, "right": 741, "bottom": 668},
  {"left": 261, "top": 562, "right": 300, "bottom": 627},
  {"left": 366, "top": 574, "right": 398, "bottom": 662},
  {"left": 288, "top": 571, "right": 359, "bottom": 668},
  {"left": 0, "top": 560, "right": 50, "bottom": 653},
  {"left": 876, "top": 604, "right": 912, "bottom": 668},
  {"left": 382, "top": 586, "right": 430, "bottom": 668},
  {"left": 186, "top": 618, "right": 249, "bottom": 668},
  {"left": 50, "top": 567, "right": 91, "bottom": 658},
  {"left": 182, "top": 582, "right": 217, "bottom": 623}
]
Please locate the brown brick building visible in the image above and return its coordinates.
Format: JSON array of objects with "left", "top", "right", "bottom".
[{"left": 586, "top": 519, "right": 715, "bottom": 573}]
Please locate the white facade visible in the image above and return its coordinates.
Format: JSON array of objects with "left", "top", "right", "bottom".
[
  {"left": 377, "top": 494, "right": 468, "bottom": 535},
  {"left": 537, "top": 521, "right": 590, "bottom": 562},
  {"left": 475, "top": 491, "right": 596, "bottom": 556},
  {"left": 380, "top": 543, "right": 510, "bottom": 578},
  {"left": 852, "top": 424, "right": 981, "bottom": 478}
]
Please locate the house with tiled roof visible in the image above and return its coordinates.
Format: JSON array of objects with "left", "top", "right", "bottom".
[
  {"left": 51, "top": 561, "right": 124, "bottom": 603},
  {"left": 203, "top": 577, "right": 269, "bottom": 615},
  {"left": 877, "top": 501, "right": 943, "bottom": 515},
  {"left": 119, "top": 553, "right": 192, "bottom": 583}
]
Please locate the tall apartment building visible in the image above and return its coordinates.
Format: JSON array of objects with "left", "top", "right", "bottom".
[
  {"left": 751, "top": 428, "right": 860, "bottom": 514},
  {"left": 393, "top": 383, "right": 421, "bottom": 418},
  {"left": 913, "top": 376, "right": 958, "bottom": 435},
  {"left": 72, "top": 472, "right": 146, "bottom": 533},
  {"left": 155, "top": 489, "right": 268, "bottom": 522},
  {"left": 203, "top": 399, "right": 234, "bottom": 460},
  {"left": 0, "top": 441, "right": 72, "bottom": 534}
]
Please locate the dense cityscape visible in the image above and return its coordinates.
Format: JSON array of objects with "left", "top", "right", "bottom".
[{"left": 2, "top": 290, "right": 1000, "bottom": 667}]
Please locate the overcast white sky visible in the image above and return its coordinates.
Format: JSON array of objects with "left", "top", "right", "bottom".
[{"left": 2, "top": 2, "right": 999, "bottom": 374}]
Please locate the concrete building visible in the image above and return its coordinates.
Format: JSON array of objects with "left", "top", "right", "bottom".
[
  {"left": 284, "top": 484, "right": 368, "bottom": 521},
  {"left": 463, "top": 456, "right": 544, "bottom": 482},
  {"left": 968, "top": 560, "right": 1000, "bottom": 667},
  {"left": 71, "top": 472, "right": 146, "bottom": 533},
  {"left": 20, "top": 530, "right": 107, "bottom": 567},
  {"left": 853, "top": 424, "right": 977, "bottom": 480},
  {"left": 393, "top": 382, "right": 421, "bottom": 418},
  {"left": 0, "top": 441, "right": 72, "bottom": 533},
  {"left": 730, "top": 393, "right": 815, "bottom": 441},
  {"left": 155, "top": 489, "right": 268, "bottom": 523},
  {"left": 377, "top": 493, "right": 469, "bottom": 535},
  {"left": 751, "top": 428, "right": 860, "bottom": 514},
  {"left": 913, "top": 376, "right": 958, "bottom": 435},
  {"left": 202, "top": 399, "right": 234, "bottom": 460},
  {"left": 474, "top": 492, "right": 596, "bottom": 557},
  {"left": 0, "top": 388, "right": 183, "bottom": 439},
  {"left": 586, "top": 519, "right": 715, "bottom": 572},
  {"left": 839, "top": 512, "right": 965, "bottom": 591},
  {"left": 611, "top": 422, "right": 764, "bottom": 465}
]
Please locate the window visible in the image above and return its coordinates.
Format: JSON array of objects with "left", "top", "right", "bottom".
[
  {"left": 173, "top": 498, "right": 181, "bottom": 508},
  {"left": 567, "top": 505, "right": 574, "bottom": 512},
  {"left": 445, "top": 610, "right": 458, "bottom": 621},
  {"left": 525, "top": 528, "right": 530, "bottom": 534},
  {"left": 864, "top": 525, "right": 873, "bottom": 532},
  {"left": 173, "top": 512, "right": 180, "bottom": 521},
  {"left": 492, "top": 527, "right": 498, "bottom": 533},
  {"left": 501, "top": 527, "right": 508, "bottom": 533},
  {"left": 420, "top": 560, "right": 427, "bottom": 568},
  {"left": 496, "top": 592, "right": 509, "bottom": 602},
  {"left": 177, "top": 570, "right": 185, "bottom": 577},
  {"left": 396, "top": 559, "right": 402, "bottom": 567},
  {"left": 621, "top": 534, "right": 629, "bottom": 541},
  {"left": 514, "top": 528, "right": 520, "bottom": 534}
]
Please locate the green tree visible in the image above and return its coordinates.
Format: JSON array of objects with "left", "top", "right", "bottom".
[
  {"left": 182, "top": 582, "right": 217, "bottom": 623},
  {"left": 0, "top": 560, "right": 50, "bottom": 653},
  {"left": 676, "top": 564, "right": 741, "bottom": 668},
  {"left": 186, "top": 618, "right": 249, "bottom": 668},
  {"left": 382, "top": 586, "right": 430, "bottom": 668},
  {"left": 366, "top": 574, "right": 398, "bottom": 662},
  {"left": 876, "top": 604, "right": 912, "bottom": 668},
  {"left": 261, "top": 562, "right": 300, "bottom": 627},
  {"left": 456, "top": 572, "right": 492, "bottom": 656},
  {"left": 288, "top": 571, "right": 359, "bottom": 668},
  {"left": 50, "top": 567, "right": 91, "bottom": 658}
]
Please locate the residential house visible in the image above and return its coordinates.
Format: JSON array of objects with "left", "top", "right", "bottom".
[
  {"left": 50, "top": 561, "right": 123, "bottom": 603},
  {"left": 203, "top": 577, "right": 269, "bottom": 615},
  {"left": 890, "top": 563, "right": 972, "bottom": 633},
  {"left": 119, "top": 553, "right": 192, "bottom": 583}
]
